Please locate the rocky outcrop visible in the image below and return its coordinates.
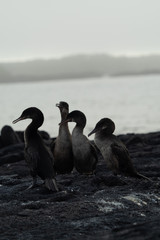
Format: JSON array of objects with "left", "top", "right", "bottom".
[{"left": 0, "top": 127, "right": 160, "bottom": 240}]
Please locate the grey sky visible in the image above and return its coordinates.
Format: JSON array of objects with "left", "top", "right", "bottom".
[{"left": 0, "top": 0, "right": 160, "bottom": 61}]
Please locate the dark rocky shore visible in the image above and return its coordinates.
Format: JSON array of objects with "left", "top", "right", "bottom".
[{"left": 0, "top": 126, "right": 160, "bottom": 240}]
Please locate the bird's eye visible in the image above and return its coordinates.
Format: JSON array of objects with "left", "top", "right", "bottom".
[{"left": 102, "top": 125, "right": 107, "bottom": 130}]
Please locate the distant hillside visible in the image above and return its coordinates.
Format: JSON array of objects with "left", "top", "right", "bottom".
[{"left": 0, "top": 54, "right": 160, "bottom": 82}]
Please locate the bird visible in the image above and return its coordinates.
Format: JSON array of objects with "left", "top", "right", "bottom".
[
  {"left": 51, "top": 101, "right": 74, "bottom": 174},
  {"left": 88, "top": 118, "right": 151, "bottom": 181},
  {"left": 13, "top": 107, "right": 59, "bottom": 191},
  {"left": 1, "top": 125, "right": 21, "bottom": 147},
  {"left": 60, "top": 110, "right": 98, "bottom": 174}
]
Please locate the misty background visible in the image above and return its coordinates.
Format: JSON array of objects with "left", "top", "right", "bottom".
[
  {"left": 0, "top": 0, "right": 160, "bottom": 135},
  {"left": 1, "top": 0, "right": 160, "bottom": 59},
  {"left": 0, "top": 0, "right": 160, "bottom": 81}
]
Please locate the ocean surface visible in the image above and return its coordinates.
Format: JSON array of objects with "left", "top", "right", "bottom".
[{"left": 0, "top": 75, "right": 160, "bottom": 138}]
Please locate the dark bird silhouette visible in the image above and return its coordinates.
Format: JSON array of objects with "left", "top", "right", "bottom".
[
  {"left": 51, "top": 101, "right": 74, "bottom": 174},
  {"left": 61, "top": 110, "right": 98, "bottom": 174},
  {"left": 13, "top": 107, "right": 58, "bottom": 191},
  {"left": 1, "top": 125, "right": 21, "bottom": 147},
  {"left": 88, "top": 118, "right": 151, "bottom": 181}
]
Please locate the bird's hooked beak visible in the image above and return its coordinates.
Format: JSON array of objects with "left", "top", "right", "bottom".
[
  {"left": 59, "top": 118, "right": 72, "bottom": 126},
  {"left": 56, "top": 103, "right": 60, "bottom": 108},
  {"left": 88, "top": 128, "right": 98, "bottom": 137},
  {"left": 88, "top": 124, "right": 109, "bottom": 137},
  {"left": 12, "top": 116, "right": 26, "bottom": 124}
]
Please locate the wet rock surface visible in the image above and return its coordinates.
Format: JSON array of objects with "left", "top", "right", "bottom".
[{"left": 0, "top": 130, "right": 160, "bottom": 240}]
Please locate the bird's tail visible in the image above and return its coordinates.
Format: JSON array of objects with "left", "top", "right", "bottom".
[
  {"left": 136, "top": 172, "right": 152, "bottom": 182},
  {"left": 45, "top": 178, "right": 59, "bottom": 192}
]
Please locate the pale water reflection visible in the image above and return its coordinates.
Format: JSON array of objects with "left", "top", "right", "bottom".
[{"left": 0, "top": 75, "right": 160, "bottom": 138}]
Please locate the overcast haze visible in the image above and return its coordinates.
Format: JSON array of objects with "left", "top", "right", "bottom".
[{"left": 0, "top": 0, "right": 160, "bottom": 61}]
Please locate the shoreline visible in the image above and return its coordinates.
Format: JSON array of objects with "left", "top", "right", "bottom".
[{"left": 1, "top": 72, "right": 160, "bottom": 84}]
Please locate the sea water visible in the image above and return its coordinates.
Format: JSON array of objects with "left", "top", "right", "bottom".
[{"left": 0, "top": 75, "right": 160, "bottom": 138}]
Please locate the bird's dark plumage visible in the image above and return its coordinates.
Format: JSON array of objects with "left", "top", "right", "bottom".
[
  {"left": 13, "top": 107, "right": 58, "bottom": 191},
  {"left": 61, "top": 110, "right": 98, "bottom": 174},
  {"left": 88, "top": 118, "right": 151, "bottom": 181},
  {"left": 51, "top": 101, "right": 74, "bottom": 174},
  {"left": 1, "top": 125, "right": 21, "bottom": 147}
]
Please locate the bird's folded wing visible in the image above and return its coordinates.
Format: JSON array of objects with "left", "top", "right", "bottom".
[
  {"left": 90, "top": 143, "right": 98, "bottom": 162},
  {"left": 111, "top": 143, "right": 134, "bottom": 173},
  {"left": 25, "top": 146, "right": 39, "bottom": 172}
]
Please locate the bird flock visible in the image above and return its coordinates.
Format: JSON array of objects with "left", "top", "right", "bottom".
[{"left": 12, "top": 101, "right": 151, "bottom": 192}]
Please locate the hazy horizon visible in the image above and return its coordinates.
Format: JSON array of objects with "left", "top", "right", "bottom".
[
  {"left": 1, "top": 51, "right": 160, "bottom": 63},
  {"left": 0, "top": 0, "right": 160, "bottom": 61}
]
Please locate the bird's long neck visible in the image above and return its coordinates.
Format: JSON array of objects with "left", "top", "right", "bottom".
[
  {"left": 60, "top": 109, "right": 68, "bottom": 122},
  {"left": 25, "top": 117, "right": 43, "bottom": 141},
  {"left": 59, "top": 109, "right": 70, "bottom": 135},
  {"left": 72, "top": 126, "right": 83, "bottom": 141},
  {"left": 59, "top": 121, "right": 70, "bottom": 137},
  {"left": 73, "top": 122, "right": 85, "bottom": 135},
  {"left": 74, "top": 116, "right": 86, "bottom": 134}
]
